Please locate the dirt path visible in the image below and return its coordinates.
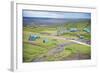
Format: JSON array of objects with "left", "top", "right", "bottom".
[
  {"left": 32, "top": 42, "right": 75, "bottom": 62},
  {"left": 44, "top": 35, "right": 90, "bottom": 46},
  {"left": 70, "top": 40, "right": 90, "bottom": 46},
  {"left": 47, "top": 42, "right": 75, "bottom": 56}
]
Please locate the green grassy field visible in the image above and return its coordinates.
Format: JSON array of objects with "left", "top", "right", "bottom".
[
  {"left": 23, "top": 43, "right": 91, "bottom": 62},
  {"left": 23, "top": 21, "right": 91, "bottom": 62}
]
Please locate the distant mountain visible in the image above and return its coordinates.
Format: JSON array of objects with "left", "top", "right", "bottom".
[{"left": 23, "top": 17, "right": 90, "bottom": 26}]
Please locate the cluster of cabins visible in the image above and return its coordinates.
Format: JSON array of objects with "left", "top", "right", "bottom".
[
  {"left": 60, "top": 27, "right": 90, "bottom": 33},
  {"left": 28, "top": 27, "right": 90, "bottom": 42},
  {"left": 57, "top": 27, "right": 90, "bottom": 35},
  {"left": 28, "top": 34, "right": 49, "bottom": 43}
]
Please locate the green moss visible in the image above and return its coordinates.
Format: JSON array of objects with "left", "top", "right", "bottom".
[
  {"left": 65, "top": 44, "right": 91, "bottom": 54},
  {"left": 23, "top": 43, "right": 48, "bottom": 62}
]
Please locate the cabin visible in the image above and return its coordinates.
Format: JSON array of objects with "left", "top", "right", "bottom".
[
  {"left": 28, "top": 34, "right": 40, "bottom": 41},
  {"left": 83, "top": 28, "right": 91, "bottom": 33},
  {"left": 79, "top": 36, "right": 84, "bottom": 39},
  {"left": 69, "top": 28, "right": 78, "bottom": 32}
]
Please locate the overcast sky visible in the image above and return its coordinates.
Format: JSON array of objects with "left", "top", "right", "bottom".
[{"left": 23, "top": 10, "right": 91, "bottom": 19}]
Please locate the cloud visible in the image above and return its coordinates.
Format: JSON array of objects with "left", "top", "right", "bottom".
[{"left": 23, "top": 10, "right": 91, "bottom": 19}]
